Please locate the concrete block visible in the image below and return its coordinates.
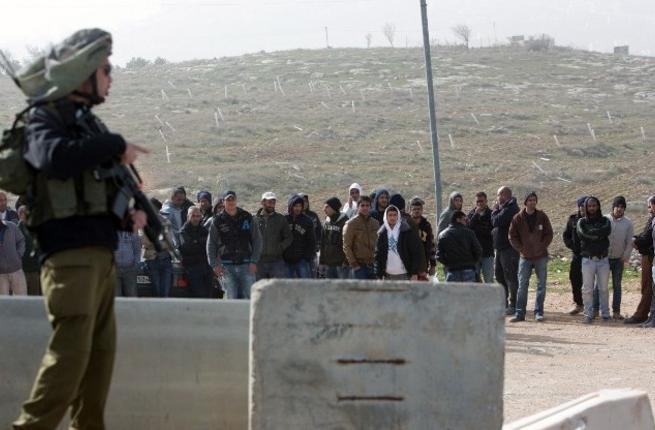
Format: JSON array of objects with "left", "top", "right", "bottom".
[
  {"left": 0, "top": 297, "right": 250, "bottom": 430},
  {"left": 504, "top": 389, "right": 655, "bottom": 430},
  {"left": 249, "top": 280, "right": 506, "bottom": 430}
]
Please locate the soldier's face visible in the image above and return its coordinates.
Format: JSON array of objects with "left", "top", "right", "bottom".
[{"left": 96, "top": 57, "right": 112, "bottom": 97}]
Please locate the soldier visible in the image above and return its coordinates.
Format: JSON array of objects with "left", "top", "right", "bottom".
[{"left": 12, "top": 29, "right": 148, "bottom": 429}]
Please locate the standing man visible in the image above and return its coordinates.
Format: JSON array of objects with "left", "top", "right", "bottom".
[
  {"left": 0, "top": 217, "right": 27, "bottom": 295},
  {"left": 437, "top": 191, "right": 463, "bottom": 235},
  {"left": 255, "top": 191, "right": 293, "bottom": 279},
  {"left": 207, "top": 191, "right": 262, "bottom": 299},
  {"left": 284, "top": 194, "right": 316, "bottom": 278},
  {"left": 142, "top": 198, "right": 174, "bottom": 298},
  {"left": 0, "top": 191, "right": 19, "bottom": 223},
  {"left": 343, "top": 196, "right": 379, "bottom": 279},
  {"left": 13, "top": 29, "right": 148, "bottom": 429},
  {"left": 370, "top": 188, "right": 390, "bottom": 224},
  {"left": 626, "top": 196, "right": 655, "bottom": 324},
  {"left": 409, "top": 197, "right": 437, "bottom": 278},
  {"left": 17, "top": 206, "right": 41, "bottom": 295},
  {"left": 601, "top": 196, "right": 633, "bottom": 319},
  {"left": 374, "top": 206, "right": 423, "bottom": 280},
  {"left": 197, "top": 191, "right": 213, "bottom": 226},
  {"left": 577, "top": 196, "right": 612, "bottom": 323},
  {"left": 508, "top": 192, "right": 553, "bottom": 322},
  {"left": 179, "top": 206, "right": 213, "bottom": 298},
  {"left": 436, "top": 211, "right": 482, "bottom": 282},
  {"left": 491, "top": 186, "right": 520, "bottom": 315},
  {"left": 467, "top": 192, "right": 494, "bottom": 283},
  {"left": 342, "top": 183, "right": 363, "bottom": 219},
  {"left": 299, "top": 193, "right": 321, "bottom": 277},
  {"left": 562, "top": 196, "right": 587, "bottom": 315},
  {"left": 160, "top": 188, "right": 185, "bottom": 246},
  {"left": 320, "top": 197, "right": 350, "bottom": 279},
  {"left": 114, "top": 230, "right": 141, "bottom": 297}
]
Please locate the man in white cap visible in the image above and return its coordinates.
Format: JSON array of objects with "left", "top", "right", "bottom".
[
  {"left": 342, "top": 183, "right": 362, "bottom": 219},
  {"left": 255, "top": 191, "right": 293, "bottom": 279}
]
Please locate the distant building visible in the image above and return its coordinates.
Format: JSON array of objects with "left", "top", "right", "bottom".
[
  {"left": 509, "top": 35, "right": 525, "bottom": 46},
  {"left": 614, "top": 46, "right": 629, "bottom": 55}
]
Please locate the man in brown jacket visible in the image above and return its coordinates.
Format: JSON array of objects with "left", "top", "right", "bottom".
[
  {"left": 343, "top": 196, "right": 379, "bottom": 279},
  {"left": 508, "top": 192, "right": 553, "bottom": 322}
]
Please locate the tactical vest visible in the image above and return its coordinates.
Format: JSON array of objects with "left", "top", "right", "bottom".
[
  {"left": 215, "top": 209, "right": 254, "bottom": 264},
  {"left": 26, "top": 104, "right": 117, "bottom": 228}
]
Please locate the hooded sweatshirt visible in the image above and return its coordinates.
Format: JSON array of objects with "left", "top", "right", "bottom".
[
  {"left": 374, "top": 206, "right": 423, "bottom": 278},
  {"left": 576, "top": 197, "right": 611, "bottom": 258},
  {"left": 284, "top": 194, "right": 317, "bottom": 264},
  {"left": 342, "top": 183, "right": 363, "bottom": 219},
  {"left": 370, "top": 188, "right": 390, "bottom": 224},
  {"left": 438, "top": 191, "right": 463, "bottom": 235}
]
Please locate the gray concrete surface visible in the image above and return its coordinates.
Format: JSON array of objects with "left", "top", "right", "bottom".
[
  {"left": 249, "top": 280, "right": 506, "bottom": 430},
  {"left": 0, "top": 297, "right": 249, "bottom": 430},
  {"left": 504, "top": 389, "right": 655, "bottom": 430}
]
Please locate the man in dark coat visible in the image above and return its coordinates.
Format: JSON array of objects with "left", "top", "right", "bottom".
[
  {"left": 491, "top": 186, "right": 520, "bottom": 314},
  {"left": 374, "top": 206, "right": 423, "bottom": 280},
  {"left": 437, "top": 211, "right": 482, "bottom": 283},
  {"left": 562, "top": 196, "right": 587, "bottom": 315},
  {"left": 284, "top": 194, "right": 316, "bottom": 278},
  {"left": 179, "top": 206, "right": 213, "bottom": 298},
  {"left": 467, "top": 191, "right": 494, "bottom": 283},
  {"left": 626, "top": 196, "right": 655, "bottom": 324},
  {"left": 320, "top": 197, "right": 350, "bottom": 279}
]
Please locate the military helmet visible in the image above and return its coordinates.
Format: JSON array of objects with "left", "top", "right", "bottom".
[{"left": 16, "top": 28, "right": 112, "bottom": 103}]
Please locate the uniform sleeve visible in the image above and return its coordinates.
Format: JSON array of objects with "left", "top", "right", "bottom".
[{"left": 24, "top": 108, "right": 127, "bottom": 179}]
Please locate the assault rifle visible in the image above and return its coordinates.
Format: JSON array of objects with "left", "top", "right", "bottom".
[{"left": 95, "top": 163, "right": 180, "bottom": 261}]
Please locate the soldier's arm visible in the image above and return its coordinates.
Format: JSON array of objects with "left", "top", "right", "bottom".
[{"left": 24, "top": 108, "right": 126, "bottom": 179}]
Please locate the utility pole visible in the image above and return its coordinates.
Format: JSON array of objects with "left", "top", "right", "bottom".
[
  {"left": 325, "top": 26, "right": 329, "bottom": 48},
  {"left": 419, "top": 0, "right": 443, "bottom": 221}
]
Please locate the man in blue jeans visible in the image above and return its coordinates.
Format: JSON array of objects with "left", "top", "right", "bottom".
[
  {"left": 343, "top": 196, "right": 379, "bottom": 279},
  {"left": 284, "top": 194, "right": 316, "bottom": 278},
  {"left": 436, "top": 211, "right": 482, "bottom": 283},
  {"left": 207, "top": 191, "right": 262, "bottom": 299},
  {"left": 508, "top": 192, "right": 553, "bottom": 322},
  {"left": 577, "top": 196, "right": 612, "bottom": 323}
]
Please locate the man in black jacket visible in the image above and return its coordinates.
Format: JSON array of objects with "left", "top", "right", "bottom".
[
  {"left": 626, "top": 196, "right": 655, "bottom": 324},
  {"left": 284, "top": 194, "right": 316, "bottom": 278},
  {"left": 14, "top": 29, "right": 148, "bottom": 430},
  {"left": 179, "top": 207, "right": 213, "bottom": 298},
  {"left": 437, "top": 211, "right": 482, "bottom": 282},
  {"left": 467, "top": 191, "right": 494, "bottom": 283},
  {"left": 491, "top": 186, "right": 520, "bottom": 314},
  {"left": 320, "top": 197, "right": 350, "bottom": 279},
  {"left": 299, "top": 193, "right": 321, "bottom": 277},
  {"left": 577, "top": 196, "right": 612, "bottom": 323},
  {"left": 562, "top": 196, "right": 587, "bottom": 315},
  {"left": 374, "top": 206, "right": 423, "bottom": 280}
]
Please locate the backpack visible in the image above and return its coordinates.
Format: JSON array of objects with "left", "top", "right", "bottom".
[{"left": 0, "top": 105, "right": 36, "bottom": 195}]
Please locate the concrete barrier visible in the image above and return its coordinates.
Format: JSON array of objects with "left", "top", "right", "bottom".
[
  {"left": 504, "top": 389, "right": 655, "bottom": 430},
  {"left": 0, "top": 297, "right": 250, "bottom": 430},
  {"left": 249, "top": 280, "right": 506, "bottom": 430}
]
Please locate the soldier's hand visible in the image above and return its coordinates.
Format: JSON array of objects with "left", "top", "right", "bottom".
[
  {"left": 130, "top": 209, "right": 147, "bottom": 231},
  {"left": 122, "top": 143, "right": 149, "bottom": 165}
]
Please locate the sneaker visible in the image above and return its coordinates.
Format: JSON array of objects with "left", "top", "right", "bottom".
[
  {"left": 612, "top": 312, "right": 624, "bottom": 321},
  {"left": 641, "top": 318, "right": 655, "bottom": 328},
  {"left": 601, "top": 316, "right": 611, "bottom": 322},
  {"left": 505, "top": 307, "right": 516, "bottom": 316},
  {"left": 567, "top": 305, "right": 583, "bottom": 315},
  {"left": 535, "top": 314, "right": 544, "bottom": 322},
  {"left": 581, "top": 316, "right": 593, "bottom": 324},
  {"left": 624, "top": 316, "right": 647, "bottom": 324},
  {"left": 509, "top": 315, "right": 525, "bottom": 323}
]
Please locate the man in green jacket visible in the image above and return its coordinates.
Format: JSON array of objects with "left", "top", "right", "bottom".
[{"left": 255, "top": 191, "right": 293, "bottom": 279}]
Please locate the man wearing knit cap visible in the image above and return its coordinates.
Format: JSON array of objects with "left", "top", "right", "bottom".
[
  {"left": 562, "top": 196, "right": 587, "bottom": 315},
  {"left": 509, "top": 192, "right": 553, "bottom": 322},
  {"left": 320, "top": 197, "right": 350, "bottom": 279},
  {"left": 577, "top": 196, "right": 612, "bottom": 323},
  {"left": 597, "top": 196, "right": 633, "bottom": 319}
]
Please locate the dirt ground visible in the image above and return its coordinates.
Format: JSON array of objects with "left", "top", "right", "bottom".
[{"left": 503, "top": 280, "right": 654, "bottom": 423}]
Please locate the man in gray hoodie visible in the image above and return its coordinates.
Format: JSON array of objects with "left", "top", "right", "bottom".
[
  {"left": 438, "top": 191, "right": 463, "bottom": 235},
  {"left": 0, "top": 218, "right": 27, "bottom": 295}
]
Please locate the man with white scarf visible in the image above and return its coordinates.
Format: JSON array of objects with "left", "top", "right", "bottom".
[{"left": 374, "top": 205, "right": 423, "bottom": 280}]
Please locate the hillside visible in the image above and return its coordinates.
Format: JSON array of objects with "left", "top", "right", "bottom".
[{"left": 2, "top": 45, "right": 655, "bottom": 254}]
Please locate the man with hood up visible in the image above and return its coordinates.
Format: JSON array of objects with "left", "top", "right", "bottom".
[
  {"left": 320, "top": 197, "right": 350, "bottom": 279},
  {"left": 197, "top": 190, "right": 213, "bottom": 225},
  {"left": 491, "top": 186, "right": 520, "bottom": 315},
  {"left": 370, "top": 188, "right": 390, "bottom": 224},
  {"left": 577, "top": 196, "right": 612, "bottom": 323},
  {"left": 160, "top": 188, "right": 185, "bottom": 247},
  {"left": 284, "top": 194, "right": 316, "bottom": 278},
  {"left": 299, "top": 193, "right": 321, "bottom": 277},
  {"left": 438, "top": 191, "right": 463, "bottom": 235},
  {"left": 342, "top": 183, "right": 363, "bottom": 219},
  {"left": 374, "top": 206, "right": 423, "bottom": 280},
  {"left": 563, "top": 196, "right": 587, "bottom": 315}
]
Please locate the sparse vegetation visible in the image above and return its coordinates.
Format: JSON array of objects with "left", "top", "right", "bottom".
[
  {"left": 126, "top": 57, "right": 151, "bottom": 69},
  {"left": 452, "top": 24, "right": 472, "bottom": 49},
  {"left": 382, "top": 23, "right": 396, "bottom": 47}
]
